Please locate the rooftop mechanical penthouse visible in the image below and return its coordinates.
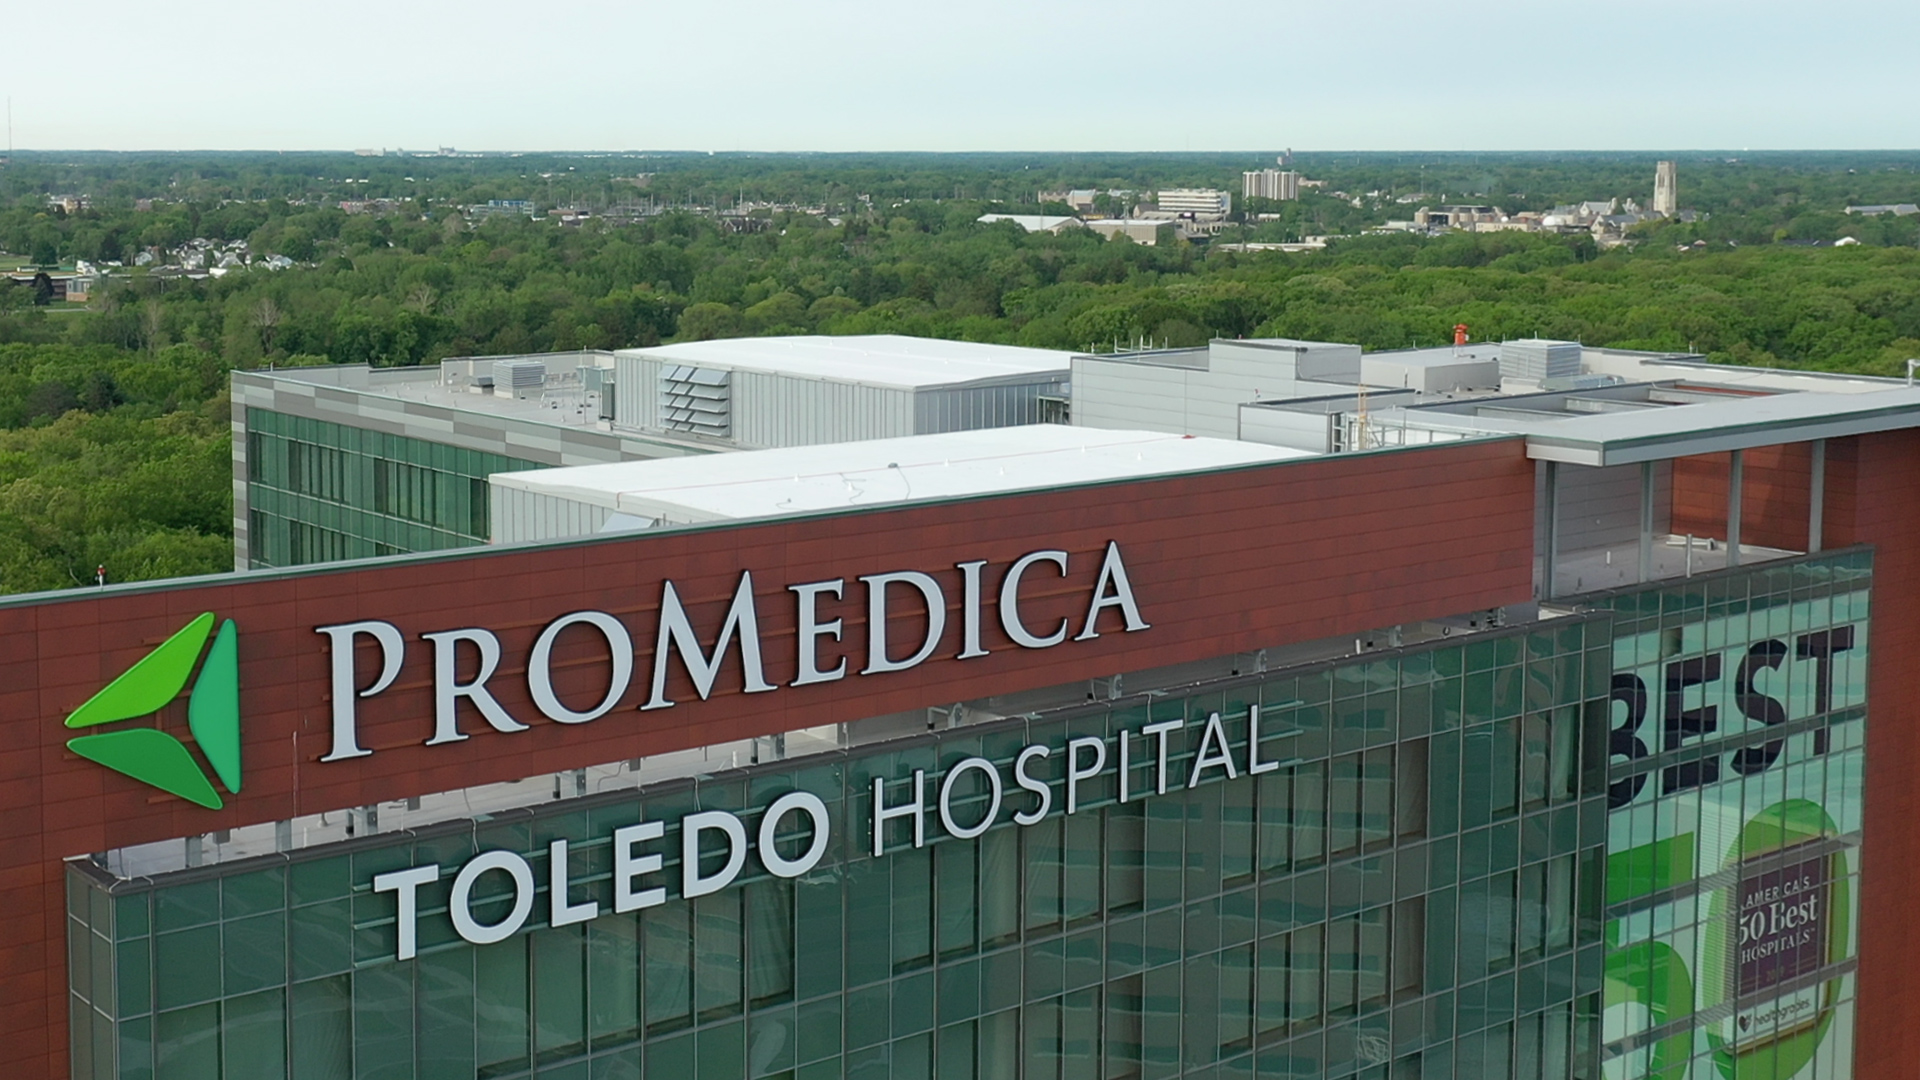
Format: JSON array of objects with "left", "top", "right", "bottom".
[{"left": 8, "top": 331, "right": 1920, "bottom": 1080}]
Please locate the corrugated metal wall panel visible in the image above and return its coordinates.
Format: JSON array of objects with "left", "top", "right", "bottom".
[
  {"left": 614, "top": 355, "right": 660, "bottom": 431},
  {"left": 489, "top": 486, "right": 615, "bottom": 544}
]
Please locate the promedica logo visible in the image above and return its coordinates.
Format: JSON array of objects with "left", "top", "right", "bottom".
[{"left": 63, "top": 612, "right": 241, "bottom": 810}]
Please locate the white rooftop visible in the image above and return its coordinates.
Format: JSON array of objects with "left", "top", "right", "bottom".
[
  {"left": 616, "top": 334, "right": 1073, "bottom": 390},
  {"left": 491, "top": 426, "right": 1313, "bottom": 525}
]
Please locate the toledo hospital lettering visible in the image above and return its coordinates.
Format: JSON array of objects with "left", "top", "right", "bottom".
[
  {"left": 373, "top": 706, "right": 1275, "bottom": 962},
  {"left": 315, "top": 541, "right": 1147, "bottom": 762}
]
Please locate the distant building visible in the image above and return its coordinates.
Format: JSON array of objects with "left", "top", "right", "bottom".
[
  {"left": 1654, "top": 160, "right": 1678, "bottom": 216},
  {"left": 1242, "top": 169, "right": 1300, "bottom": 201},
  {"left": 1153, "top": 189, "right": 1232, "bottom": 217},
  {"left": 1845, "top": 204, "right": 1920, "bottom": 217},
  {"left": 977, "top": 213, "right": 1085, "bottom": 234},
  {"left": 1084, "top": 219, "right": 1167, "bottom": 245}
]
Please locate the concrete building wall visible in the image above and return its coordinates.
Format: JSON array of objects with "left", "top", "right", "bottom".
[{"left": 231, "top": 370, "right": 704, "bottom": 569}]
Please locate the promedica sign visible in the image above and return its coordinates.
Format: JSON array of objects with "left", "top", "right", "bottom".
[
  {"left": 315, "top": 541, "right": 1149, "bottom": 763},
  {"left": 372, "top": 703, "right": 1292, "bottom": 963}
]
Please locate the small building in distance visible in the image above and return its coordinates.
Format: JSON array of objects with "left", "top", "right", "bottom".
[
  {"left": 976, "top": 213, "right": 1085, "bottom": 234},
  {"left": 1083, "top": 219, "right": 1167, "bottom": 245},
  {"left": 1151, "top": 188, "right": 1232, "bottom": 218},
  {"left": 1845, "top": 203, "right": 1920, "bottom": 216}
]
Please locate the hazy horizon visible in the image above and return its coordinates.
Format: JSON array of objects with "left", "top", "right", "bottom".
[{"left": 3, "top": 0, "right": 1916, "bottom": 154}]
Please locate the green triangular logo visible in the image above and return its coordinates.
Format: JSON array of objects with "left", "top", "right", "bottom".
[{"left": 65, "top": 613, "right": 241, "bottom": 810}]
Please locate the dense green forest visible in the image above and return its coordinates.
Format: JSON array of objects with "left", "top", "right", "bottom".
[{"left": 1, "top": 151, "right": 1918, "bottom": 596}]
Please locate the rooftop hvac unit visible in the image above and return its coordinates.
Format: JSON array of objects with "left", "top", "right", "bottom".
[
  {"left": 1499, "top": 339, "right": 1581, "bottom": 382},
  {"left": 658, "top": 365, "right": 730, "bottom": 438},
  {"left": 493, "top": 360, "right": 548, "bottom": 392}
]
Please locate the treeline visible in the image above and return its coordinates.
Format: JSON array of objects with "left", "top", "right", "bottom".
[
  {"left": 0, "top": 344, "right": 230, "bottom": 594},
  {"left": 5, "top": 211, "right": 1919, "bottom": 373}
]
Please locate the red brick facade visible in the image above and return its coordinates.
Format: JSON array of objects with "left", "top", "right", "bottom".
[{"left": 0, "top": 439, "right": 1539, "bottom": 1077}]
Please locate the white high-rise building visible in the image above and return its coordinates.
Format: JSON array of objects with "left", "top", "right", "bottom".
[
  {"left": 1242, "top": 169, "right": 1300, "bottom": 201},
  {"left": 1654, "top": 160, "right": 1678, "bottom": 216}
]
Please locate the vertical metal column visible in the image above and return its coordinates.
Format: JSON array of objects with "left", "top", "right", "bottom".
[
  {"left": 1808, "top": 439, "right": 1826, "bottom": 554},
  {"left": 1639, "top": 459, "right": 1655, "bottom": 583},
  {"left": 1542, "top": 460, "right": 1560, "bottom": 599},
  {"left": 1727, "top": 449, "right": 1744, "bottom": 568}
]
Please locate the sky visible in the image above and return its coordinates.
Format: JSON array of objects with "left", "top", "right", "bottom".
[{"left": 4, "top": 0, "right": 1918, "bottom": 152}]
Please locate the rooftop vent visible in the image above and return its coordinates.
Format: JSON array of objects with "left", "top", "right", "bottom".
[
  {"left": 493, "top": 360, "right": 548, "bottom": 395},
  {"left": 659, "top": 365, "right": 730, "bottom": 438},
  {"left": 1499, "top": 339, "right": 1581, "bottom": 382}
]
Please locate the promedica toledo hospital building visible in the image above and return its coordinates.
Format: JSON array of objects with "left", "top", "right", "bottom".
[{"left": 4, "top": 334, "right": 1913, "bottom": 1080}]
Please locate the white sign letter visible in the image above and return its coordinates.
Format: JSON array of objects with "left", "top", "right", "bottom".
[
  {"left": 549, "top": 839, "right": 600, "bottom": 927},
  {"left": 449, "top": 851, "right": 535, "bottom": 945},
  {"left": 1001, "top": 550, "right": 1069, "bottom": 649},
  {"left": 646, "top": 572, "right": 776, "bottom": 709},
  {"left": 316, "top": 620, "right": 405, "bottom": 761},
  {"left": 528, "top": 611, "right": 632, "bottom": 724},
  {"left": 683, "top": 811, "right": 749, "bottom": 899},
  {"left": 373, "top": 864, "right": 439, "bottom": 961},
  {"left": 1012, "top": 745, "right": 1052, "bottom": 825},
  {"left": 939, "top": 757, "right": 1003, "bottom": 839},
  {"left": 790, "top": 580, "right": 847, "bottom": 686},
  {"left": 423, "top": 628, "right": 530, "bottom": 745},
  {"left": 872, "top": 771, "right": 927, "bottom": 856},
  {"left": 1075, "top": 541, "right": 1151, "bottom": 640},
  {"left": 1066, "top": 736, "right": 1108, "bottom": 814},
  {"left": 613, "top": 821, "right": 666, "bottom": 913},
  {"left": 861, "top": 571, "right": 947, "bottom": 675},
  {"left": 1187, "top": 712, "right": 1240, "bottom": 787},
  {"left": 759, "top": 791, "right": 832, "bottom": 878}
]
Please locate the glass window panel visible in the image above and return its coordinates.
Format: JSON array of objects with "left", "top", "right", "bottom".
[
  {"left": 1143, "top": 800, "right": 1185, "bottom": 911},
  {"left": 1357, "top": 909, "right": 1390, "bottom": 1013},
  {"left": 1220, "top": 945, "right": 1254, "bottom": 1055},
  {"left": 1329, "top": 755, "right": 1361, "bottom": 859},
  {"left": 419, "top": 947, "right": 478, "bottom": 1080},
  {"left": 1392, "top": 897, "right": 1424, "bottom": 1003},
  {"left": 153, "top": 926, "right": 220, "bottom": 1011},
  {"left": 1360, "top": 749, "right": 1393, "bottom": 852},
  {"left": 1107, "top": 804, "right": 1146, "bottom": 915},
  {"left": 534, "top": 927, "right": 587, "bottom": 1061},
  {"left": 355, "top": 963, "right": 413, "bottom": 1080},
  {"left": 1023, "top": 816, "right": 1064, "bottom": 933},
  {"left": 1518, "top": 864, "right": 1547, "bottom": 964},
  {"left": 1257, "top": 771, "right": 1292, "bottom": 878},
  {"left": 1092, "top": 976, "right": 1136, "bottom": 1080},
  {"left": 1186, "top": 783, "right": 1225, "bottom": 900},
  {"left": 746, "top": 878, "right": 795, "bottom": 1008},
  {"left": 892, "top": 846, "right": 933, "bottom": 972},
  {"left": 476, "top": 936, "right": 530, "bottom": 1077},
  {"left": 1289, "top": 924, "right": 1324, "bottom": 1026},
  {"left": 979, "top": 1008, "right": 1020, "bottom": 1080},
  {"left": 1143, "top": 964, "right": 1183, "bottom": 1074},
  {"left": 1293, "top": 763, "right": 1326, "bottom": 870},
  {"left": 290, "top": 976, "right": 351, "bottom": 1080},
  {"left": 1065, "top": 812, "right": 1103, "bottom": 927},
  {"left": 1063, "top": 986, "right": 1102, "bottom": 1080},
  {"left": 937, "top": 839, "right": 978, "bottom": 957},
  {"left": 1026, "top": 997, "right": 1062, "bottom": 1080},
  {"left": 1396, "top": 741, "right": 1428, "bottom": 841},
  {"left": 975, "top": 822, "right": 1021, "bottom": 941},
  {"left": 154, "top": 1003, "right": 219, "bottom": 1080},
  {"left": 695, "top": 892, "right": 744, "bottom": 1022},
  {"left": 223, "top": 988, "right": 286, "bottom": 1080}
]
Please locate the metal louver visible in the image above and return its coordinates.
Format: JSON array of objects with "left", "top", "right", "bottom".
[{"left": 659, "top": 365, "right": 731, "bottom": 437}]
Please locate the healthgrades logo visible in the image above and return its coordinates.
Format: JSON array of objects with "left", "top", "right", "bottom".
[{"left": 63, "top": 612, "right": 241, "bottom": 810}]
